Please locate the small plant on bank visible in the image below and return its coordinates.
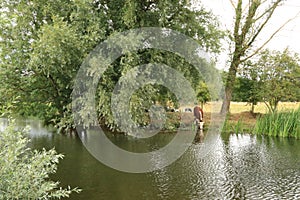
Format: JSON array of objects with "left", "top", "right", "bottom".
[
  {"left": 222, "top": 114, "right": 247, "bottom": 134},
  {"left": 0, "top": 121, "right": 81, "bottom": 199}
]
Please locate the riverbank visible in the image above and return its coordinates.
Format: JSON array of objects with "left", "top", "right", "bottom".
[
  {"left": 47, "top": 101, "right": 299, "bottom": 135},
  {"left": 177, "top": 102, "right": 300, "bottom": 134},
  {"left": 202, "top": 102, "right": 300, "bottom": 134}
]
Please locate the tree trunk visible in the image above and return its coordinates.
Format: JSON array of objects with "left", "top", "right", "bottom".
[
  {"left": 221, "top": 84, "right": 233, "bottom": 114},
  {"left": 221, "top": 58, "right": 239, "bottom": 114},
  {"left": 250, "top": 103, "right": 255, "bottom": 114}
]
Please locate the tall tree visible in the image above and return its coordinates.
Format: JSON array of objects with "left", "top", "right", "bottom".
[
  {"left": 0, "top": 0, "right": 223, "bottom": 131},
  {"left": 0, "top": 0, "right": 106, "bottom": 129},
  {"left": 235, "top": 48, "right": 300, "bottom": 113},
  {"left": 220, "top": 0, "right": 291, "bottom": 114},
  {"left": 94, "top": 0, "right": 223, "bottom": 131}
]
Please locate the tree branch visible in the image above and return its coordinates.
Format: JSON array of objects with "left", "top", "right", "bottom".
[
  {"left": 240, "top": 0, "right": 260, "bottom": 45},
  {"left": 229, "top": 0, "right": 237, "bottom": 9},
  {"left": 241, "top": 11, "right": 300, "bottom": 62},
  {"left": 233, "top": 0, "right": 243, "bottom": 41},
  {"left": 254, "top": 1, "right": 275, "bottom": 22},
  {"left": 244, "top": 0, "right": 282, "bottom": 50}
]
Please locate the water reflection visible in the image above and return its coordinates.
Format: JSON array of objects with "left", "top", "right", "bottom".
[
  {"left": 1, "top": 119, "right": 299, "bottom": 199},
  {"left": 0, "top": 118, "right": 53, "bottom": 138},
  {"left": 193, "top": 130, "right": 204, "bottom": 143}
]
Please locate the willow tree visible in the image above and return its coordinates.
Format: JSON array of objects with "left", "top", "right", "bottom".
[
  {"left": 93, "top": 0, "right": 223, "bottom": 130},
  {"left": 0, "top": 0, "right": 106, "bottom": 130},
  {"left": 221, "top": 0, "right": 294, "bottom": 114},
  {"left": 0, "top": 0, "right": 223, "bottom": 131}
]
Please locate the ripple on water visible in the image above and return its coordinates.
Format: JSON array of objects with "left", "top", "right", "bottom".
[
  {"left": 146, "top": 134, "right": 300, "bottom": 200},
  {"left": 11, "top": 119, "right": 299, "bottom": 200}
]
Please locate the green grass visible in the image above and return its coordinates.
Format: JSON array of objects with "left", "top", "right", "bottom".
[
  {"left": 222, "top": 115, "right": 248, "bottom": 134},
  {"left": 254, "top": 108, "right": 300, "bottom": 138}
]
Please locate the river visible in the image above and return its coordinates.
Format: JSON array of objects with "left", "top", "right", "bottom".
[{"left": 1, "top": 119, "right": 300, "bottom": 199}]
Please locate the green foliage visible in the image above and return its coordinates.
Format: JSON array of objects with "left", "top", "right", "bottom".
[
  {"left": 229, "top": 63, "right": 263, "bottom": 113},
  {"left": 254, "top": 108, "right": 300, "bottom": 138},
  {"left": 0, "top": 0, "right": 223, "bottom": 132},
  {"left": 222, "top": 115, "right": 248, "bottom": 134},
  {"left": 232, "top": 77, "right": 258, "bottom": 102},
  {"left": 256, "top": 49, "right": 300, "bottom": 112},
  {"left": 0, "top": 121, "right": 81, "bottom": 199},
  {"left": 232, "top": 48, "right": 300, "bottom": 113},
  {"left": 0, "top": 0, "right": 106, "bottom": 128},
  {"left": 237, "top": 49, "right": 300, "bottom": 113},
  {"left": 196, "top": 81, "right": 211, "bottom": 105},
  {"left": 78, "top": 0, "right": 223, "bottom": 131},
  {"left": 95, "top": 51, "right": 218, "bottom": 131}
]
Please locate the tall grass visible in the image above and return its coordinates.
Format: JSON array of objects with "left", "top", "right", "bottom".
[{"left": 254, "top": 108, "right": 300, "bottom": 138}]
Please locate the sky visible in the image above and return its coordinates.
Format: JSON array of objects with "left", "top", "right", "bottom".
[{"left": 200, "top": 0, "right": 300, "bottom": 70}]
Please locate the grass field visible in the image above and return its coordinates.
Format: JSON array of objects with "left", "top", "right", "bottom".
[
  {"left": 177, "top": 101, "right": 300, "bottom": 134},
  {"left": 202, "top": 101, "right": 300, "bottom": 114},
  {"left": 200, "top": 102, "right": 300, "bottom": 134}
]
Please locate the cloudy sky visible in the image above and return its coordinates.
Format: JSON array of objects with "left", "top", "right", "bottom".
[{"left": 200, "top": 0, "right": 300, "bottom": 69}]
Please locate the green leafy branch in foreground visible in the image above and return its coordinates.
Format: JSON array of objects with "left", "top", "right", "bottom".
[{"left": 0, "top": 122, "right": 81, "bottom": 199}]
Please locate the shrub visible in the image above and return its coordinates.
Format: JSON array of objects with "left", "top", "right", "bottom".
[{"left": 0, "top": 121, "right": 81, "bottom": 199}]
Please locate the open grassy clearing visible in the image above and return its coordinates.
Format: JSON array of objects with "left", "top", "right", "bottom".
[
  {"left": 202, "top": 101, "right": 300, "bottom": 114},
  {"left": 199, "top": 102, "right": 300, "bottom": 135}
]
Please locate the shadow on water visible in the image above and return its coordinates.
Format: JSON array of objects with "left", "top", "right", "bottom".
[{"left": 1, "top": 118, "right": 300, "bottom": 200}]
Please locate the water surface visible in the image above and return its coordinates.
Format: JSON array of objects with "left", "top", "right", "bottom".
[{"left": 1, "top": 119, "right": 300, "bottom": 199}]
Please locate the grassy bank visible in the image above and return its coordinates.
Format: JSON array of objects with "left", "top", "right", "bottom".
[
  {"left": 254, "top": 108, "right": 300, "bottom": 139},
  {"left": 202, "top": 102, "right": 300, "bottom": 137},
  {"left": 110, "top": 102, "right": 300, "bottom": 135}
]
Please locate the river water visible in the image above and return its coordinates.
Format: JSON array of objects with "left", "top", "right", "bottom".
[{"left": 1, "top": 119, "right": 300, "bottom": 199}]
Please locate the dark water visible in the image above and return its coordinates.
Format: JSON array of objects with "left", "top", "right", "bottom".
[{"left": 1, "top": 119, "right": 300, "bottom": 199}]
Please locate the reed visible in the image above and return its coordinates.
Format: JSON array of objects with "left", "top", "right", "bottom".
[{"left": 254, "top": 108, "right": 300, "bottom": 138}]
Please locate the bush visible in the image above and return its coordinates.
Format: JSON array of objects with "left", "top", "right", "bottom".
[{"left": 0, "top": 121, "right": 80, "bottom": 199}]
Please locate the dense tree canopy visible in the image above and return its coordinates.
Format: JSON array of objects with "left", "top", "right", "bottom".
[
  {"left": 0, "top": 0, "right": 223, "bottom": 131},
  {"left": 255, "top": 49, "right": 300, "bottom": 112},
  {"left": 232, "top": 48, "right": 300, "bottom": 113}
]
